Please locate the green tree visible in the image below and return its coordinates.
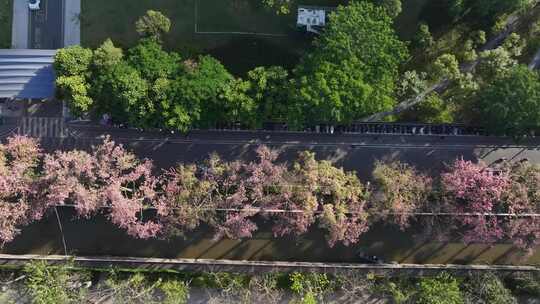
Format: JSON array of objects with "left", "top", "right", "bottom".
[
  {"left": 127, "top": 38, "right": 180, "bottom": 81},
  {"left": 165, "top": 56, "right": 233, "bottom": 131},
  {"left": 476, "top": 48, "right": 517, "bottom": 83},
  {"left": 416, "top": 273, "right": 464, "bottom": 304},
  {"left": 246, "top": 66, "right": 290, "bottom": 124},
  {"left": 378, "top": 0, "right": 402, "bottom": 18},
  {"left": 56, "top": 75, "right": 93, "bottom": 117},
  {"left": 474, "top": 65, "right": 540, "bottom": 137},
  {"left": 93, "top": 62, "right": 150, "bottom": 127},
  {"left": 414, "top": 23, "right": 434, "bottom": 49},
  {"left": 432, "top": 53, "right": 461, "bottom": 81},
  {"left": 54, "top": 46, "right": 93, "bottom": 77},
  {"left": 93, "top": 38, "right": 123, "bottom": 69},
  {"left": 293, "top": 1, "right": 407, "bottom": 126},
  {"left": 135, "top": 10, "right": 171, "bottom": 40},
  {"left": 401, "top": 93, "right": 455, "bottom": 123},
  {"left": 396, "top": 70, "right": 428, "bottom": 100},
  {"left": 449, "top": 0, "right": 528, "bottom": 25},
  {"left": 294, "top": 58, "right": 373, "bottom": 125},
  {"left": 219, "top": 78, "right": 257, "bottom": 128},
  {"left": 54, "top": 46, "right": 94, "bottom": 118}
]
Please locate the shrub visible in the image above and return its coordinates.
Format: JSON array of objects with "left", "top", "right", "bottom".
[
  {"left": 416, "top": 273, "right": 464, "bottom": 304},
  {"left": 54, "top": 46, "right": 93, "bottom": 77},
  {"left": 23, "top": 261, "right": 86, "bottom": 304},
  {"left": 463, "top": 273, "right": 516, "bottom": 304},
  {"left": 505, "top": 273, "right": 540, "bottom": 297},
  {"left": 159, "top": 280, "right": 190, "bottom": 304}
]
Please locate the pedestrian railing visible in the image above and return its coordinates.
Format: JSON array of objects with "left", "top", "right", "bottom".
[{"left": 18, "top": 117, "right": 66, "bottom": 138}]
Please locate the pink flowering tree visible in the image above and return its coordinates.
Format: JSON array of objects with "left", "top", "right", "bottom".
[
  {"left": 42, "top": 136, "right": 161, "bottom": 239},
  {"left": 0, "top": 136, "right": 42, "bottom": 244},
  {"left": 271, "top": 151, "right": 320, "bottom": 239},
  {"left": 156, "top": 164, "right": 216, "bottom": 237},
  {"left": 440, "top": 159, "right": 510, "bottom": 244},
  {"left": 502, "top": 162, "right": 540, "bottom": 251},
  {"left": 272, "top": 151, "right": 370, "bottom": 247},
  {"left": 158, "top": 146, "right": 289, "bottom": 240},
  {"left": 215, "top": 146, "right": 290, "bottom": 239},
  {"left": 371, "top": 160, "right": 432, "bottom": 229},
  {"left": 315, "top": 158, "right": 369, "bottom": 247}
]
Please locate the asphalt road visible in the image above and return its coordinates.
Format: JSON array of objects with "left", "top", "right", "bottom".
[
  {"left": 29, "top": 0, "right": 63, "bottom": 49},
  {"left": 21, "top": 124, "right": 540, "bottom": 180},
  {"left": 3, "top": 124, "right": 540, "bottom": 264}
]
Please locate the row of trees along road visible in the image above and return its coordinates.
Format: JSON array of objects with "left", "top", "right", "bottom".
[
  {"left": 55, "top": 1, "right": 540, "bottom": 136},
  {"left": 1, "top": 135, "right": 539, "bottom": 253},
  {"left": 55, "top": 2, "right": 408, "bottom": 131}
]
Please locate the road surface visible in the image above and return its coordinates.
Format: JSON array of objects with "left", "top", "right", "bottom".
[
  {"left": 5, "top": 123, "right": 538, "bottom": 181},
  {"left": 1, "top": 123, "right": 540, "bottom": 265},
  {"left": 29, "top": 0, "right": 63, "bottom": 49}
]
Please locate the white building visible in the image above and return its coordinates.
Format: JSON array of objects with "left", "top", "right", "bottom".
[{"left": 296, "top": 5, "right": 334, "bottom": 34}]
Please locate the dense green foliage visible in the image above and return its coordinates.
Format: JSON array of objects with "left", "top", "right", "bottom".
[
  {"left": 448, "top": 0, "right": 529, "bottom": 26},
  {"left": 54, "top": 46, "right": 93, "bottom": 77},
  {"left": 464, "top": 273, "right": 517, "bottom": 304},
  {"left": 2, "top": 263, "right": 532, "bottom": 304},
  {"left": 56, "top": 4, "right": 408, "bottom": 131},
  {"left": 292, "top": 1, "right": 407, "bottom": 126},
  {"left": 135, "top": 10, "right": 171, "bottom": 41},
  {"left": 55, "top": 38, "right": 249, "bottom": 131},
  {"left": 416, "top": 273, "right": 464, "bottom": 304},
  {"left": 247, "top": 66, "right": 290, "bottom": 123},
  {"left": 23, "top": 261, "right": 85, "bottom": 304},
  {"left": 56, "top": 2, "right": 540, "bottom": 135},
  {"left": 474, "top": 65, "right": 540, "bottom": 137}
]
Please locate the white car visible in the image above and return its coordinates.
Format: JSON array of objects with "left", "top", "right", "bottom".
[{"left": 28, "top": 0, "right": 40, "bottom": 10}]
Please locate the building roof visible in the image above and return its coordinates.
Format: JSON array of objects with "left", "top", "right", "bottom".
[
  {"left": 297, "top": 7, "right": 326, "bottom": 26},
  {"left": 0, "top": 49, "right": 56, "bottom": 99}
]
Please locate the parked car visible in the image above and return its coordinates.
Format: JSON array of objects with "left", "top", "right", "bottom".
[{"left": 28, "top": 0, "right": 40, "bottom": 10}]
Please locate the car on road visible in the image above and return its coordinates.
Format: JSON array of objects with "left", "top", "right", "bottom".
[{"left": 28, "top": 0, "right": 40, "bottom": 10}]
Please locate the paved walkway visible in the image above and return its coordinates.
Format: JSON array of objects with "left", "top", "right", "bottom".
[
  {"left": 29, "top": 0, "right": 63, "bottom": 49},
  {"left": 63, "top": 0, "right": 80, "bottom": 46},
  {"left": 11, "top": 0, "right": 29, "bottom": 48},
  {"left": 0, "top": 254, "right": 537, "bottom": 274},
  {"left": 529, "top": 48, "right": 540, "bottom": 70}
]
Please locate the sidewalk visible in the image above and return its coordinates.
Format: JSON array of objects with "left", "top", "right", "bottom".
[
  {"left": 11, "top": 0, "right": 29, "bottom": 48},
  {"left": 63, "top": 0, "right": 80, "bottom": 46}
]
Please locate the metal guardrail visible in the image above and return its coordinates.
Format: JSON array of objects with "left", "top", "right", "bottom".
[
  {"left": 335, "top": 123, "right": 486, "bottom": 136},
  {"left": 17, "top": 117, "right": 66, "bottom": 138},
  {"left": 214, "top": 122, "right": 487, "bottom": 136}
]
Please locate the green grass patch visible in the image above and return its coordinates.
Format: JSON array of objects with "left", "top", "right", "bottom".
[
  {"left": 0, "top": 0, "right": 12, "bottom": 48},
  {"left": 196, "top": 0, "right": 294, "bottom": 34},
  {"left": 80, "top": 0, "right": 350, "bottom": 74},
  {"left": 79, "top": 0, "right": 425, "bottom": 74},
  {"left": 395, "top": 0, "right": 429, "bottom": 40}
]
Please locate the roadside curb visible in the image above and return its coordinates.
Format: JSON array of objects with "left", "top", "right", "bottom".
[{"left": 0, "top": 254, "right": 537, "bottom": 276}]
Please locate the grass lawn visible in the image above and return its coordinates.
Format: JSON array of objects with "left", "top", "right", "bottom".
[
  {"left": 80, "top": 0, "right": 427, "bottom": 74},
  {"left": 395, "top": 0, "right": 429, "bottom": 40},
  {"left": 80, "top": 0, "right": 347, "bottom": 75},
  {"left": 0, "top": 0, "right": 12, "bottom": 48}
]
